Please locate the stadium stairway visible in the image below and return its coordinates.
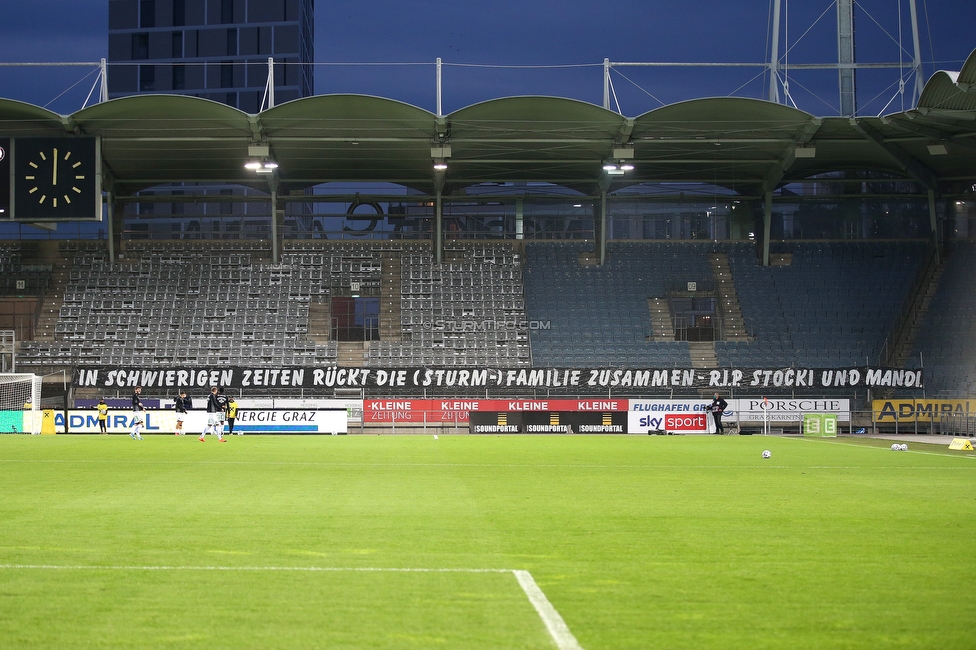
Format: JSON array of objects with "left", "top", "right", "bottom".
[
  {"left": 338, "top": 342, "right": 366, "bottom": 367},
  {"left": 688, "top": 341, "right": 717, "bottom": 368},
  {"left": 709, "top": 253, "right": 750, "bottom": 341},
  {"left": 31, "top": 242, "right": 70, "bottom": 343},
  {"left": 646, "top": 298, "right": 675, "bottom": 341},
  {"left": 886, "top": 260, "right": 943, "bottom": 370},
  {"left": 380, "top": 254, "right": 402, "bottom": 341},
  {"left": 307, "top": 298, "right": 332, "bottom": 344}
]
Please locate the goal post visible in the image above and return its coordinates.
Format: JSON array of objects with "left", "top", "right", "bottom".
[{"left": 0, "top": 373, "right": 43, "bottom": 434}]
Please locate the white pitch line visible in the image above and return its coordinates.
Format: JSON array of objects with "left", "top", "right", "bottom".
[
  {"left": 514, "top": 569, "right": 585, "bottom": 650},
  {"left": 0, "top": 564, "right": 510, "bottom": 573},
  {"left": 0, "top": 564, "right": 585, "bottom": 649}
]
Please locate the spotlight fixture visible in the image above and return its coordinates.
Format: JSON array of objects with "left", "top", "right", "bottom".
[
  {"left": 603, "top": 160, "right": 634, "bottom": 175},
  {"left": 246, "top": 160, "right": 278, "bottom": 173},
  {"left": 433, "top": 160, "right": 448, "bottom": 171}
]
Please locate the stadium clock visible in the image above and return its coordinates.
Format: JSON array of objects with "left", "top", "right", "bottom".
[{"left": 13, "top": 136, "right": 101, "bottom": 221}]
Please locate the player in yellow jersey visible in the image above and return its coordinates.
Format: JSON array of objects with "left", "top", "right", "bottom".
[
  {"left": 226, "top": 397, "right": 239, "bottom": 436},
  {"left": 96, "top": 397, "right": 109, "bottom": 434}
]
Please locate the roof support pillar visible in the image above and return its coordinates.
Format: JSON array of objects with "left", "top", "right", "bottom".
[
  {"left": 762, "top": 190, "right": 773, "bottom": 267},
  {"left": 270, "top": 186, "right": 280, "bottom": 264},
  {"left": 908, "top": 0, "right": 925, "bottom": 105},
  {"left": 436, "top": 58, "right": 443, "bottom": 118},
  {"left": 515, "top": 196, "right": 524, "bottom": 240},
  {"left": 99, "top": 58, "right": 109, "bottom": 103},
  {"left": 434, "top": 190, "right": 443, "bottom": 265},
  {"left": 837, "top": 0, "right": 857, "bottom": 117},
  {"left": 769, "top": 0, "right": 782, "bottom": 103},
  {"left": 106, "top": 189, "right": 120, "bottom": 264},
  {"left": 594, "top": 188, "right": 607, "bottom": 265},
  {"left": 927, "top": 189, "right": 941, "bottom": 264}
]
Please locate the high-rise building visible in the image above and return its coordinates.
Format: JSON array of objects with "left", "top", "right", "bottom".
[
  {"left": 107, "top": 1, "right": 314, "bottom": 240},
  {"left": 108, "top": 0, "right": 313, "bottom": 111}
]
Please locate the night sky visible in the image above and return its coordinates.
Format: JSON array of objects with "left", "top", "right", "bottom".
[{"left": 0, "top": 0, "right": 972, "bottom": 116}]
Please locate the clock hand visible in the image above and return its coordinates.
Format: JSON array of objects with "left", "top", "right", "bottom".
[{"left": 52, "top": 148, "right": 58, "bottom": 186}]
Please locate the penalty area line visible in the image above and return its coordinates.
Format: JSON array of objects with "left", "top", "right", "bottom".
[
  {"left": 514, "top": 569, "right": 585, "bottom": 650},
  {"left": 0, "top": 564, "right": 585, "bottom": 649}
]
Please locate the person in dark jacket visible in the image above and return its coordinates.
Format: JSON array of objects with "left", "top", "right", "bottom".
[
  {"left": 130, "top": 386, "right": 144, "bottom": 440},
  {"left": 174, "top": 389, "right": 190, "bottom": 436},
  {"left": 710, "top": 393, "right": 728, "bottom": 434}
]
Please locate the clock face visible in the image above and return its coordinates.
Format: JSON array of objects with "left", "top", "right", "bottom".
[
  {"left": 23, "top": 146, "right": 87, "bottom": 209},
  {"left": 13, "top": 136, "right": 100, "bottom": 221}
]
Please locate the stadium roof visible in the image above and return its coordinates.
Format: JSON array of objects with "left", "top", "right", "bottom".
[{"left": 1, "top": 48, "right": 975, "bottom": 198}]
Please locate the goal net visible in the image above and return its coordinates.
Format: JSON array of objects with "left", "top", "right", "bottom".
[{"left": 0, "top": 373, "right": 43, "bottom": 434}]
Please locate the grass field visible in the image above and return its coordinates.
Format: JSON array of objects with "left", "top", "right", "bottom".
[{"left": 1, "top": 434, "right": 975, "bottom": 649}]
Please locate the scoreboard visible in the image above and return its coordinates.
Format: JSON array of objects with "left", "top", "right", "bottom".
[{"left": 1, "top": 136, "right": 102, "bottom": 221}]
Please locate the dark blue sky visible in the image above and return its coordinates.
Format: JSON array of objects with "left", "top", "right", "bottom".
[{"left": 0, "top": 0, "right": 972, "bottom": 116}]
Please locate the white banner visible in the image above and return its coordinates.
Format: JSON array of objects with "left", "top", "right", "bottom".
[
  {"left": 726, "top": 398, "right": 850, "bottom": 424},
  {"left": 55, "top": 409, "right": 348, "bottom": 435}
]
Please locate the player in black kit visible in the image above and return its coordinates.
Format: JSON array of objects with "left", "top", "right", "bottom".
[
  {"left": 130, "top": 386, "right": 144, "bottom": 440},
  {"left": 200, "top": 386, "right": 227, "bottom": 442},
  {"left": 174, "top": 389, "right": 190, "bottom": 436}
]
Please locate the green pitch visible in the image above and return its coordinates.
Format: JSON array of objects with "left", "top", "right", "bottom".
[{"left": 1, "top": 434, "right": 974, "bottom": 649}]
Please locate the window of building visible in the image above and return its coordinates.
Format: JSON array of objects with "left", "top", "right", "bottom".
[
  {"left": 173, "top": 0, "right": 185, "bottom": 26},
  {"left": 172, "top": 64, "right": 185, "bottom": 90},
  {"left": 221, "top": 0, "right": 234, "bottom": 24},
  {"left": 226, "top": 28, "right": 237, "bottom": 56},
  {"left": 139, "top": 65, "right": 156, "bottom": 91},
  {"left": 140, "top": 0, "right": 155, "bottom": 28},
  {"left": 132, "top": 33, "right": 149, "bottom": 60},
  {"left": 221, "top": 62, "right": 234, "bottom": 88},
  {"left": 172, "top": 32, "right": 183, "bottom": 58}
]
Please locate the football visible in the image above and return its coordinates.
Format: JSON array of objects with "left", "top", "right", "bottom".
[
  {"left": 891, "top": 443, "right": 900, "bottom": 451},
  {"left": 762, "top": 450, "right": 771, "bottom": 459}
]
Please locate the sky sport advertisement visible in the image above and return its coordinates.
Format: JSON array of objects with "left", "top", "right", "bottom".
[{"left": 628, "top": 399, "right": 852, "bottom": 434}]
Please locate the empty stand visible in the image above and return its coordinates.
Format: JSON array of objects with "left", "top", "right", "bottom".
[
  {"left": 908, "top": 241, "right": 976, "bottom": 397},
  {"left": 524, "top": 242, "right": 705, "bottom": 367},
  {"left": 718, "top": 241, "right": 926, "bottom": 369},
  {"left": 365, "top": 242, "right": 530, "bottom": 368}
]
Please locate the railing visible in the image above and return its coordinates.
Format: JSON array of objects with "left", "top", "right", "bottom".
[{"left": 877, "top": 235, "right": 939, "bottom": 367}]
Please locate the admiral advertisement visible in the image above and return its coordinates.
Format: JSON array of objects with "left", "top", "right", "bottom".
[
  {"left": 52, "top": 409, "right": 347, "bottom": 435},
  {"left": 871, "top": 399, "right": 976, "bottom": 423},
  {"left": 72, "top": 365, "right": 922, "bottom": 394}
]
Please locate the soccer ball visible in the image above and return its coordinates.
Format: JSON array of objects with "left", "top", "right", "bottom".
[
  {"left": 900, "top": 443, "right": 908, "bottom": 451},
  {"left": 891, "top": 443, "right": 900, "bottom": 451},
  {"left": 761, "top": 449, "right": 771, "bottom": 459}
]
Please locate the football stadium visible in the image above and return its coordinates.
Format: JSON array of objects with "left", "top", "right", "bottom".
[{"left": 1, "top": 1, "right": 975, "bottom": 648}]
